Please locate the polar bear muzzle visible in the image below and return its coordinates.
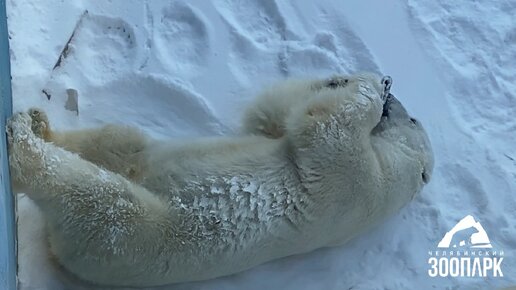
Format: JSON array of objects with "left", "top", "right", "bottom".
[{"left": 372, "top": 92, "right": 434, "bottom": 186}]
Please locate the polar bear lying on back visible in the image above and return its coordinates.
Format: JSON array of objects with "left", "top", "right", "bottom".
[{"left": 8, "top": 74, "right": 433, "bottom": 287}]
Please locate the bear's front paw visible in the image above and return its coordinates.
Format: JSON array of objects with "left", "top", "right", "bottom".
[
  {"left": 7, "top": 112, "right": 47, "bottom": 188},
  {"left": 7, "top": 112, "right": 34, "bottom": 144},
  {"left": 7, "top": 111, "right": 46, "bottom": 158},
  {"left": 28, "top": 108, "right": 51, "bottom": 140}
]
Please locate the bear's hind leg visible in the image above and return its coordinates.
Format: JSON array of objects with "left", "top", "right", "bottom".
[
  {"left": 241, "top": 76, "right": 355, "bottom": 139},
  {"left": 27, "top": 108, "right": 148, "bottom": 181},
  {"left": 241, "top": 79, "right": 315, "bottom": 139},
  {"left": 8, "top": 112, "right": 171, "bottom": 285}
]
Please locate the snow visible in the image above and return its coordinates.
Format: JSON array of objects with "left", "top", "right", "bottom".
[{"left": 6, "top": 0, "right": 516, "bottom": 289}]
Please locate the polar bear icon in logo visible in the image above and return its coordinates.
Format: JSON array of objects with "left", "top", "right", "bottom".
[{"left": 438, "top": 215, "right": 492, "bottom": 248}]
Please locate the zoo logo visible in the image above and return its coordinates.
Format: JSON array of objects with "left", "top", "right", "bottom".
[{"left": 427, "top": 215, "right": 504, "bottom": 278}]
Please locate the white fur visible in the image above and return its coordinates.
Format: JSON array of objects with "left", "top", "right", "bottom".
[{"left": 8, "top": 74, "right": 433, "bottom": 287}]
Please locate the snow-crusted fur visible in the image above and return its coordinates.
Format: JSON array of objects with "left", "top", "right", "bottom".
[{"left": 8, "top": 74, "right": 433, "bottom": 287}]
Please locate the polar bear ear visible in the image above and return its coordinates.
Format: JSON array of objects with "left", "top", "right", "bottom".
[{"left": 380, "top": 76, "right": 392, "bottom": 99}]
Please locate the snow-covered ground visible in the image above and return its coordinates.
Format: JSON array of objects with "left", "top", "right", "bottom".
[{"left": 6, "top": 0, "right": 516, "bottom": 289}]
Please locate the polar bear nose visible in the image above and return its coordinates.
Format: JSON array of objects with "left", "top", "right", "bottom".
[
  {"left": 381, "top": 76, "right": 392, "bottom": 91},
  {"left": 381, "top": 76, "right": 392, "bottom": 101}
]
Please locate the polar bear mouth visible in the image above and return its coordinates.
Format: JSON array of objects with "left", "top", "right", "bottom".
[
  {"left": 377, "top": 92, "right": 431, "bottom": 185},
  {"left": 382, "top": 93, "right": 394, "bottom": 117}
]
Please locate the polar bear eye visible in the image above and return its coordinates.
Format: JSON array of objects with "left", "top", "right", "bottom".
[
  {"left": 326, "top": 78, "right": 348, "bottom": 89},
  {"left": 29, "top": 109, "right": 40, "bottom": 117},
  {"left": 422, "top": 170, "right": 429, "bottom": 184},
  {"left": 410, "top": 118, "right": 418, "bottom": 125}
]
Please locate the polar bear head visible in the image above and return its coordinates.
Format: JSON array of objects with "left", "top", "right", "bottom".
[
  {"left": 369, "top": 85, "right": 434, "bottom": 210},
  {"left": 311, "top": 74, "right": 434, "bottom": 219},
  {"left": 281, "top": 74, "right": 434, "bottom": 217}
]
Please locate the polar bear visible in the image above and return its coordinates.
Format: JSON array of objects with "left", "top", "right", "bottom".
[{"left": 8, "top": 73, "right": 433, "bottom": 287}]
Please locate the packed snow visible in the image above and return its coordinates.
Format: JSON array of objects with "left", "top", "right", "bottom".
[{"left": 6, "top": 0, "right": 515, "bottom": 289}]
